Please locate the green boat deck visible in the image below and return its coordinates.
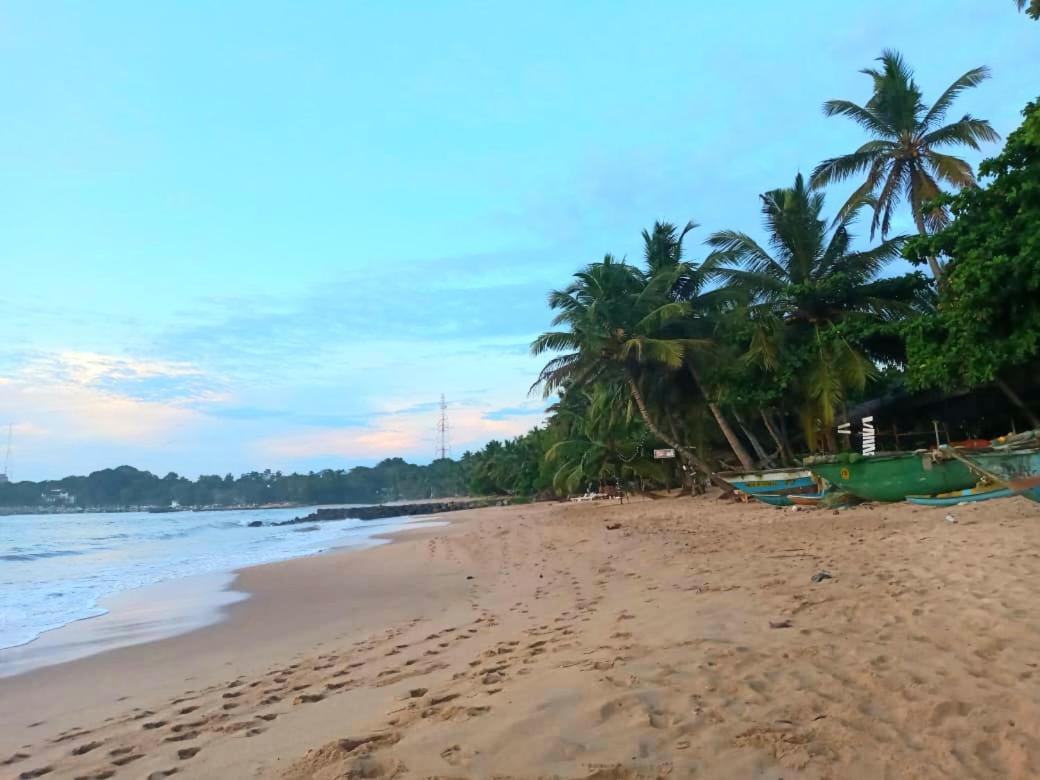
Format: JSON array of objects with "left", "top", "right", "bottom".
[{"left": 808, "top": 451, "right": 976, "bottom": 502}]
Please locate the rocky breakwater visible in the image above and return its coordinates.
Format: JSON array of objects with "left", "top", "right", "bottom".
[{"left": 270, "top": 498, "right": 507, "bottom": 527}]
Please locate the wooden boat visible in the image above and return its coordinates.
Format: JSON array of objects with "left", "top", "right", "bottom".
[
  {"left": 789, "top": 492, "right": 828, "bottom": 507},
  {"left": 906, "top": 484, "right": 1012, "bottom": 507},
  {"left": 716, "top": 468, "right": 815, "bottom": 496},
  {"left": 807, "top": 451, "right": 976, "bottom": 503},
  {"left": 751, "top": 493, "right": 795, "bottom": 507},
  {"left": 951, "top": 446, "right": 1040, "bottom": 504}
]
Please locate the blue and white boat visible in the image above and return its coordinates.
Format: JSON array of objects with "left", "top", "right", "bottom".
[{"left": 716, "top": 468, "right": 816, "bottom": 496}]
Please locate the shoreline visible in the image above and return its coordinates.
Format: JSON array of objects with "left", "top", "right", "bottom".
[
  {"left": 0, "top": 510, "right": 447, "bottom": 673},
  {"left": 4, "top": 495, "right": 1040, "bottom": 778},
  {"left": 0, "top": 509, "right": 466, "bottom": 758}
]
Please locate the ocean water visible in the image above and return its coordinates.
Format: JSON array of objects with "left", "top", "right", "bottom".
[{"left": 0, "top": 506, "right": 426, "bottom": 651}]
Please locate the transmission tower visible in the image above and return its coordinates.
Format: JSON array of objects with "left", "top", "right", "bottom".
[
  {"left": 436, "top": 395, "right": 451, "bottom": 460},
  {"left": 0, "top": 424, "right": 11, "bottom": 484}
]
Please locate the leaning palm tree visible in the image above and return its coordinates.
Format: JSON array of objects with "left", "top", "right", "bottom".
[
  {"left": 810, "top": 50, "right": 998, "bottom": 278},
  {"left": 530, "top": 255, "right": 717, "bottom": 480},
  {"left": 641, "top": 221, "right": 755, "bottom": 469},
  {"left": 708, "top": 174, "right": 928, "bottom": 449}
]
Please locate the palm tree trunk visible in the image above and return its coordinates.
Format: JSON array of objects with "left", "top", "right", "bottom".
[
  {"left": 761, "top": 410, "right": 795, "bottom": 464},
  {"left": 734, "top": 410, "right": 775, "bottom": 467},
  {"left": 913, "top": 210, "right": 944, "bottom": 279},
  {"left": 995, "top": 377, "right": 1040, "bottom": 429},
  {"left": 686, "top": 365, "right": 755, "bottom": 470},
  {"left": 625, "top": 377, "right": 724, "bottom": 487}
]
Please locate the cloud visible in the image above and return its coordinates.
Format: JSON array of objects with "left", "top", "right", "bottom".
[
  {"left": 149, "top": 248, "right": 561, "bottom": 380},
  {"left": 482, "top": 403, "right": 545, "bottom": 421},
  {"left": 256, "top": 402, "right": 547, "bottom": 464},
  {"left": 0, "top": 351, "right": 219, "bottom": 450}
]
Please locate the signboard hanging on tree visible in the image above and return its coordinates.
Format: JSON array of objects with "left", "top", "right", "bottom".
[{"left": 653, "top": 448, "right": 676, "bottom": 459}]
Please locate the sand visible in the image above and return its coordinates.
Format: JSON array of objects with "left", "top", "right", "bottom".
[{"left": 3, "top": 494, "right": 1040, "bottom": 779}]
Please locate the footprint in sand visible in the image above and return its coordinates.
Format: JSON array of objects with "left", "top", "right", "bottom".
[
  {"left": 172, "top": 720, "right": 207, "bottom": 733},
  {"left": 177, "top": 746, "right": 201, "bottom": 760},
  {"left": 163, "top": 730, "right": 199, "bottom": 743},
  {"left": 111, "top": 753, "right": 144, "bottom": 766},
  {"left": 294, "top": 693, "right": 325, "bottom": 704},
  {"left": 142, "top": 720, "right": 167, "bottom": 730},
  {"left": 16, "top": 767, "right": 53, "bottom": 779},
  {"left": 70, "top": 740, "right": 104, "bottom": 756}
]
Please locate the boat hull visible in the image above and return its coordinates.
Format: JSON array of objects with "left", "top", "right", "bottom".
[
  {"left": 808, "top": 452, "right": 976, "bottom": 503},
  {"left": 716, "top": 469, "right": 815, "bottom": 496},
  {"left": 959, "top": 450, "right": 1040, "bottom": 504},
  {"left": 751, "top": 493, "right": 794, "bottom": 507},
  {"left": 789, "top": 493, "right": 828, "bottom": 507},
  {"left": 906, "top": 484, "right": 1012, "bottom": 507}
]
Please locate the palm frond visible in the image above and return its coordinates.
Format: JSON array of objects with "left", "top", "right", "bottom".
[
  {"left": 810, "top": 149, "right": 885, "bottom": 189},
  {"left": 920, "top": 116, "right": 1000, "bottom": 151},
  {"left": 921, "top": 66, "right": 992, "bottom": 130},
  {"left": 705, "top": 230, "right": 786, "bottom": 278},
  {"left": 531, "top": 331, "right": 581, "bottom": 355},
  {"left": 924, "top": 151, "right": 976, "bottom": 189},
  {"left": 820, "top": 99, "right": 892, "bottom": 136}
]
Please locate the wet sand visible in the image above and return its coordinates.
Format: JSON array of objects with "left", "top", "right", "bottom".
[{"left": 3, "top": 495, "right": 1040, "bottom": 779}]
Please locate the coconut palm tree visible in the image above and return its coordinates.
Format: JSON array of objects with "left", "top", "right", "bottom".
[
  {"left": 707, "top": 173, "right": 928, "bottom": 449},
  {"left": 530, "top": 255, "right": 717, "bottom": 479},
  {"left": 810, "top": 50, "right": 998, "bottom": 279},
  {"left": 640, "top": 221, "right": 756, "bottom": 469},
  {"left": 545, "top": 386, "right": 664, "bottom": 496}
]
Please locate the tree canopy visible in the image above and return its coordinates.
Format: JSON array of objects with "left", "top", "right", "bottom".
[{"left": 904, "top": 98, "right": 1040, "bottom": 390}]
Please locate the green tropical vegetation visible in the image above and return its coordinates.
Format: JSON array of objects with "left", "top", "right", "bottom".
[
  {"left": 810, "top": 50, "right": 998, "bottom": 278},
  {"left": 5, "top": 53, "right": 1038, "bottom": 511},
  {"left": 0, "top": 459, "right": 476, "bottom": 512}
]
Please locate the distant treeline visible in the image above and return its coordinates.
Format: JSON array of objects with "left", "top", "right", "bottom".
[{"left": 0, "top": 457, "right": 493, "bottom": 511}]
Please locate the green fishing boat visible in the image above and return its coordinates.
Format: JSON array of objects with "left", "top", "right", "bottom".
[
  {"left": 952, "top": 447, "right": 1040, "bottom": 504},
  {"left": 807, "top": 451, "right": 976, "bottom": 503}
]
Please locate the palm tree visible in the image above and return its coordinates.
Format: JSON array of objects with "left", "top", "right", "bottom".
[
  {"left": 810, "top": 50, "right": 998, "bottom": 279},
  {"left": 641, "top": 221, "right": 756, "bottom": 469},
  {"left": 530, "top": 255, "right": 717, "bottom": 480},
  {"left": 708, "top": 173, "right": 928, "bottom": 449},
  {"left": 545, "top": 386, "right": 664, "bottom": 496},
  {"left": 1016, "top": 0, "right": 1040, "bottom": 19}
]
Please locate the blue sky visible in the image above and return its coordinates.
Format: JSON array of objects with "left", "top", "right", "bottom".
[{"left": 1, "top": 2, "right": 1036, "bottom": 480}]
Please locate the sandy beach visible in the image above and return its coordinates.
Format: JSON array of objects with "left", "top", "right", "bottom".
[{"left": 3, "top": 494, "right": 1040, "bottom": 779}]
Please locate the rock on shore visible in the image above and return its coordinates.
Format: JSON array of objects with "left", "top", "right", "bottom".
[{"left": 271, "top": 498, "right": 506, "bottom": 526}]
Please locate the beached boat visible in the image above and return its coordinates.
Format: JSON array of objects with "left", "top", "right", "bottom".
[
  {"left": 952, "top": 447, "right": 1040, "bottom": 504},
  {"left": 789, "top": 492, "right": 829, "bottom": 507},
  {"left": 716, "top": 468, "right": 815, "bottom": 496},
  {"left": 751, "top": 493, "right": 795, "bottom": 507},
  {"left": 906, "top": 484, "right": 1012, "bottom": 507},
  {"left": 807, "top": 451, "right": 976, "bottom": 503}
]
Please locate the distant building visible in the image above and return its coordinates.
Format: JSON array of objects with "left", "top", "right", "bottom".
[{"left": 42, "top": 488, "right": 73, "bottom": 505}]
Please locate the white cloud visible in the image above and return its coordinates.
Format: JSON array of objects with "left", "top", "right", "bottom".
[{"left": 257, "top": 404, "right": 545, "bottom": 462}]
